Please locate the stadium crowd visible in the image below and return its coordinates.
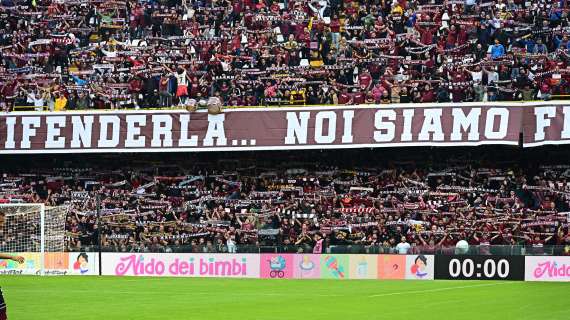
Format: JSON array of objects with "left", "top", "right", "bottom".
[
  {"left": 1, "top": 159, "right": 570, "bottom": 254},
  {"left": 1, "top": 0, "right": 570, "bottom": 111}
]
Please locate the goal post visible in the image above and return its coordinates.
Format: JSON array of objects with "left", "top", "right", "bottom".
[{"left": 0, "top": 203, "right": 67, "bottom": 275}]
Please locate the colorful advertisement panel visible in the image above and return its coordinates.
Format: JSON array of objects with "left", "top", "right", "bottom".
[
  {"left": 6, "top": 253, "right": 561, "bottom": 282},
  {"left": 44, "top": 252, "right": 69, "bottom": 271},
  {"left": 101, "top": 253, "right": 260, "bottom": 278},
  {"left": 293, "top": 254, "right": 321, "bottom": 279},
  {"left": 377, "top": 255, "right": 406, "bottom": 280},
  {"left": 0, "top": 252, "right": 98, "bottom": 275},
  {"left": 405, "top": 254, "right": 434, "bottom": 280},
  {"left": 320, "top": 255, "right": 349, "bottom": 279},
  {"left": 525, "top": 256, "right": 570, "bottom": 282},
  {"left": 348, "top": 255, "right": 378, "bottom": 279},
  {"left": 0, "top": 252, "right": 42, "bottom": 275},
  {"left": 68, "top": 252, "right": 99, "bottom": 276},
  {"left": 260, "top": 254, "right": 294, "bottom": 279}
]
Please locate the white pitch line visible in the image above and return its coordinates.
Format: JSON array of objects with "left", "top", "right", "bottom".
[
  {"left": 13, "top": 288, "right": 346, "bottom": 298},
  {"left": 368, "top": 281, "right": 516, "bottom": 298},
  {"left": 13, "top": 281, "right": 516, "bottom": 300}
]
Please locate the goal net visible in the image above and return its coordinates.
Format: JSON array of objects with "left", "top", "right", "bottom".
[{"left": 0, "top": 204, "right": 67, "bottom": 275}]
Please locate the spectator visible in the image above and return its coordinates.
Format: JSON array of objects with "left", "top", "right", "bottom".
[
  {"left": 2, "top": 152, "right": 570, "bottom": 254},
  {"left": 0, "top": 0, "right": 568, "bottom": 110},
  {"left": 54, "top": 93, "right": 67, "bottom": 111},
  {"left": 396, "top": 236, "right": 411, "bottom": 254},
  {"left": 76, "top": 92, "right": 91, "bottom": 110},
  {"left": 490, "top": 39, "right": 506, "bottom": 59}
]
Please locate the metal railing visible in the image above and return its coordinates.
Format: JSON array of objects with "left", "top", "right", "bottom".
[
  {"left": 10, "top": 97, "right": 566, "bottom": 112},
  {"left": 70, "top": 244, "right": 570, "bottom": 256}
]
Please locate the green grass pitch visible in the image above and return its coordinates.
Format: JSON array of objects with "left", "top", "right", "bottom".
[{"left": 3, "top": 276, "right": 567, "bottom": 320}]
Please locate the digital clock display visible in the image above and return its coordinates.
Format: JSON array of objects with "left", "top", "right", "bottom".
[{"left": 434, "top": 255, "right": 525, "bottom": 280}]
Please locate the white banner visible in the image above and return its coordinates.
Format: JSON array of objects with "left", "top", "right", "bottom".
[
  {"left": 525, "top": 256, "right": 570, "bottom": 282},
  {"left": 102, "top": 253, "right": 260, "bottom": 278}
]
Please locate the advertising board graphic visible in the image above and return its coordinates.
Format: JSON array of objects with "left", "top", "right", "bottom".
[
  {"left": 2, "top": 253, "right": 555, "bottom": 283},
  {"left": 0, "top": 252, "right": 98, "bottom": 275},
  {"left": 68, "top": 252, "right": 99, "bottom": 275},
  {"left": 377, "top": 255, "right": 406, "bottom": 280},
  {"left": 525, "top": 256, "right": 570, "bottom": 282},
  {"left": 405, "top": 255, "right": 435, "bottom": 280},
  {"left": 348, "top": 255, "right": 378, "bottom": 279},
  {"left": 321, "top": 255, "right": 349, "bottom": 279},
  {"left": 260, "top": 254, "right": 294, "bottom": 279},
  {"left": 102, "top": 253, "right": 260, "bottom": 278},
  {"left": 293, "top": 254, "right": 321, "bottom": 279},
  {"left": 0, "top": 252, "right": 41, "bottom": 275}
]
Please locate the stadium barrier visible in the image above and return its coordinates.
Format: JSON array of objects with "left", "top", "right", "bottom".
[
  {"left": 101, "top": 253, "right": 261, "bottom": 278},
  {"left": 2, "top": 253, "right": 569, "bottom": 282},
  {"left": 99, "top": 253, "right": 437, "bottom": 280},
  {"left": 84, "top": 244, "right": 569, "bottom": 256}
]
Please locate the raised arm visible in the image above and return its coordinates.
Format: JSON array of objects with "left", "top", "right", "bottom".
[
  {"left": 0, "top": 253, "right": 24, "bottom": 263},
  {"left": 436, "top": 233, "right": 448, "bottom": 246},
  {"left": 418, "top": 234, "right": 428, "bottom": 246},
  {"left": 472, "top": 232, "right": 479, "bottom": 242},
  {"left": 236, "top": 214, "right": 244, "bottom": 226}
]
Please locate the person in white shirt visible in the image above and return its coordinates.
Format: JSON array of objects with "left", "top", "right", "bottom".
[
  {"left": 226, "top": 235, "right": 236, "bottom": 253},
  {"left": 174, "top": 69, "right": 190, "bottom": 106},
  {"left": 465, "top": 66, "right": 483, "bottom": 83},
  {"left": 308, "top": 0, "right": 329, "bottom": 20},
  {"left": 164, "top": 65, "right": 191, "bottom": 106},
  {"left": 483, "top": 66, "right": 499, "bottom": 85},
  {"left": 24, "top": 89, "right": 46, "bottom": 111},
  {"left": 441, "top": 10, "right": 450, "bottom": 29},
  {"left": 395, "top": 236, "right": 411, "bottom": 254}
]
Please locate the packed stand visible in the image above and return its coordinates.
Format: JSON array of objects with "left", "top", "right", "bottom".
[
  {"left": 1, "top": 162, "right": 570, "bottom": 255},
  {"left": 1, "top": 0, "right": 570, "bottom": 111}
]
